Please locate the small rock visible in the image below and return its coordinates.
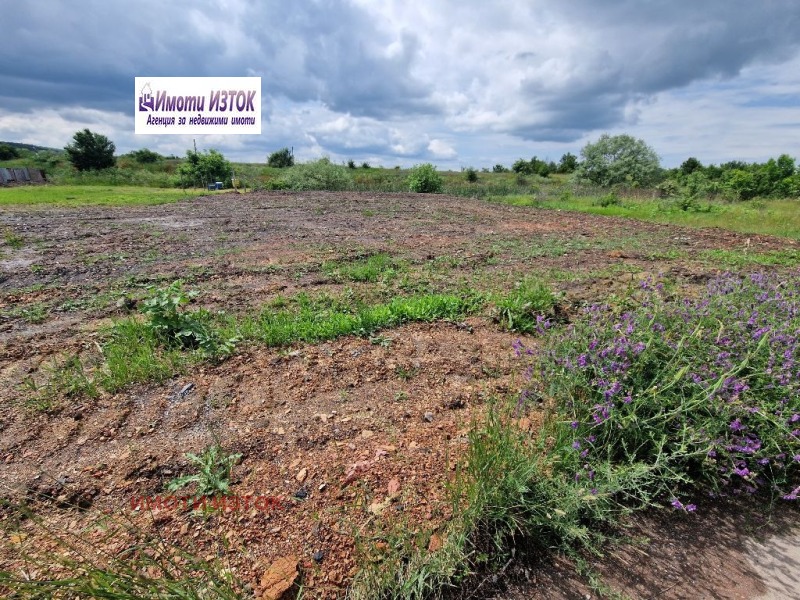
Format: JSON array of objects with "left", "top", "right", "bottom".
[
  {"left": 294, "top": 488, "right": 308, "bottom": 499},
  {"left": 260, "top": 556, "right": 299, "bottom": 600},
  {"left": 177, "top": 383, "right": 195, "bottom": 397},
  {"left": 423, "top": 411, "right": 434, "bottom": 422},
  {"left": 296, "top": 468, "right": 308, "bottom": 482},
  {"left": 312, "top": 550, "right": 325, "bottom": 564},
  {"left": 361, "top": 429, "right": 375, "bottom": 438}
]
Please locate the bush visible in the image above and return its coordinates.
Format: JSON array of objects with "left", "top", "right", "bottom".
[
  {"left": 176, "top": 149, "right": 231, "bottom": 188},
  {"left": 128, "top": 148, "right": 162, "bottom": 164},
  {"left": 347, "top": 159, "right": 356, "bottom": 169},
  {"left": 593, "top": 192, "right": 621, "bottom": 207},
  {"left": 492, "top": 164, "right": 508, "bottom": 173},
  {"left": 407, "top": 163, "right": 443, "bottom": 193},
  {"left": 267, "top": 147, "right": 294, "bottom": 168},
  {"left": 281, "top": 158, "right": 353, "bottom": 191},
  {"left": 464, "top": 167, "right": 478, "bottom": 182},
  {"left": 528, "top": 272, "right": 800, "bottom": 508},
  {"left": 65, "top": 129, "right": 116, "bottom": 171}
]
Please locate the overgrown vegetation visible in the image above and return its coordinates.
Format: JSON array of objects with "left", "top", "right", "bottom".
[
  {"left": 279, "top": 157, "right": 353, "bottom": 190},
  {"left": 352, "top": 271, "right": 800, "bottom": 598}
]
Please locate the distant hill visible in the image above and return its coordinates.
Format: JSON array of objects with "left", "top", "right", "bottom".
[{"left": 0, "top": 141, "right": 62, "bottom": 153}]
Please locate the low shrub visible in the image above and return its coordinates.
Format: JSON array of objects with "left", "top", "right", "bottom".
[
  {"left": 531, "top": 272, "right": 800, "bottom": 508},
  {"left": 407, "top": 163, "right": 443, "bottom": 193},
  {"left": 282, "top": 158, "right": 353, "bottom": 191}
]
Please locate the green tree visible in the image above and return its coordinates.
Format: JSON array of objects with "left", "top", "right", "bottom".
[
  {"left": 511, "top": 158, "right": 532, "bottom": 174},
  {"left": 129, "top": 148, "right": 162, "bottom": 164},
  {"left": 267, "top": 147, "right": 294, "bottom": 168},
  {"left": 177, "top": 149, "right": 231, "bottom": 187},
  {"left": 680, "top": 157, "right": 703, "bottom": 175},
  {"left": 557, "top": 152, "right": 578, "bottom": 173},
  {"left": 576, "top": 134, "right": 661, "bottom": 187},
  {"left": 64, "top": 129, "right": 116, "bottom": 171},
  {"left": 0, "top": 144, "right": 20, "bottom": 161}
]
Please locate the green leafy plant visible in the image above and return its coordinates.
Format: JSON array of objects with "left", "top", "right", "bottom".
[
  {"left": 494, "top": 278, "right": 558, "bottom": 333},
  {"left": 139, "top": 281, "right": 237, "bottom": 358},
  {"left": 407, "top": 163, "right": 443, "bottom": 193},
  {"left": 167, "top": 444, "right": 242, "bottom": 496},
  {"left": 464, "top": 167, "right": 478, "bottom": 182}
]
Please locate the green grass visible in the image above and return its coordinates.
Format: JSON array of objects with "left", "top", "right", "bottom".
[
  {"left": 322, "top": 252, "right": 405, "bottom": 283},
  {"left": 97, "top": 291, "right": 483, "bottom": 394},
  {"left": 0, "top": 185, "right": 218, "bottom": 207},
  {"left": 699, "top": 248, "right": 800, "bottom": 267},
  {"left": 496, "top": 194, "right": 800, "bottom": 240}
]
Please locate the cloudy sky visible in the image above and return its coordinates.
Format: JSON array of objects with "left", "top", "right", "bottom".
[{"left": 2, "top": 0, "right": 800, "bottom": 169}]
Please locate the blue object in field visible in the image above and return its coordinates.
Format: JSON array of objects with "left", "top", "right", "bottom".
[
  {"left": 215, "top": 181, "right": 223, "bottom": 190},
  {"left": 207, "top": 184, "right": 216, "bottom": 190}
]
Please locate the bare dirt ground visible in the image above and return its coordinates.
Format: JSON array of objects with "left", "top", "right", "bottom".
[{"left": 0, "top": 190, "right": 797, "bottom": 598}]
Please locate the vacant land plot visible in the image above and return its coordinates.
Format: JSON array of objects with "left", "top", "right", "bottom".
[{"left": 1, "top": 190, "right": 797, "bottom": 598}]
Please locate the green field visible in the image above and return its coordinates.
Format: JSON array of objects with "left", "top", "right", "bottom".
[
  {"left": 0, "top": 185, "right": 220, "bottom": 207},
  {"left": 488, "top": 194, "right": 800, "bottom": 240}
]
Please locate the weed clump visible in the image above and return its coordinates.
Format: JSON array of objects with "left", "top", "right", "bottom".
[
  {"left": 167, "top": 444, "right": 242, "bottom": 496},
  {"left": 494, "top": 277, "right": 558, "bottom": 333},
  {"left": 139, "top": 280, "right": 237, "bottom": 359}
]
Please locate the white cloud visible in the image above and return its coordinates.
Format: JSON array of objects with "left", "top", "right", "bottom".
[{"left": 427, "top": 139, "right": 457, "bottom": 159}]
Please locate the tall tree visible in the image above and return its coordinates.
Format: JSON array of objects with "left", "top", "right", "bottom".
[{"left": 65, "top": 129, "right": 116, "bottom": 171}]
